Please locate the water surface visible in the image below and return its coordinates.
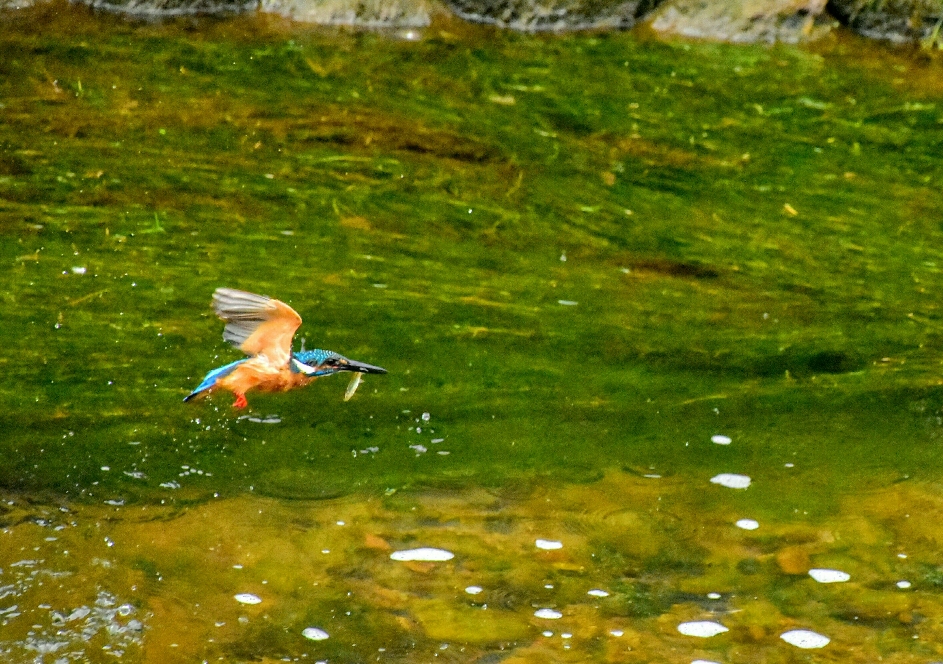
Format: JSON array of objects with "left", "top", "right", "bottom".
[{"left": 2, "top": 5, "right": 943, "bottom": 661}]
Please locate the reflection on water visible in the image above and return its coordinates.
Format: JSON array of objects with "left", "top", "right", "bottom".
[{"left": 4, "top": 470, "right": 943, "bottom": 661}]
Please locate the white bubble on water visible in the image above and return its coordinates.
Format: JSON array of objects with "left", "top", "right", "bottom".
[
  {"left": 587, "top": 589, "right": 609, "bottom": 597},
  {"left": 808, "top": 569, "right": 850, "bottom": 583},
  {"left": 677, "top": 621, "right": 729, "bottom": 637},
  {"left": 234, "top": 594, "right": 262, "bottom": 605},
  {"left": 535, "top": 539, "right": 563, "bottom": 550},
  {"left": 396, "top": 28, "right": 422, "bottom": 41},
  {"left": 710, "top": 474, "right": 751, "bottom": 489},
  {"left": 706, "top": 592, "right": 722, "bottom": 599},
  {"left": 302, "top": 627, "right": 329, "bottom": 641},
  {"left": 465, "top": 586, "right": 483, "bottom": 595},
  {"left": 897, "top": 580, "right": 912, "bottom": 589},
  {"left": 711, "top": 435, "right": 732, "bottom": 445},
  {"left": 735, "top": 519, "right": 760, "bottom": 530},
  {"left": 609, "top": 629, "right": 624, "bottom": 637},
  {"left": 780, "top": 629, "right": 830, "bottom": 648},
  {"left": 390, "top": 548, "right": 454, "bottom": 562},
  {"left": 534, "top": 608, "right": 563, "bottom": 619}
]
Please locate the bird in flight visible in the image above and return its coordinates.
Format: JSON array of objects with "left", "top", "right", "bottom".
[{"left": 185, "top": 288, "right": 386, "bottom": 408}]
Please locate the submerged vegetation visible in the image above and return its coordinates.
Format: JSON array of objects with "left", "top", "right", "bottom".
[{"left": 1, "top": 2, "right": 943, "bottom": 660}]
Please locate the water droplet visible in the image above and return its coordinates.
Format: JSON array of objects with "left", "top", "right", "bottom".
[
  {"left": 234, "top": 593, "right": 262, "bottom": 605},
  {"left": 534, "top": 608, "right": 563, "bottom": 619},
  {"left": 897, "top": 580, "right": 912, "bottom": 589},
  {"left": 710, "top": 474, "right": 751, "bottom": 489},
  {"left": 780, "top": 629, "right": 829, "bottom": 648},
  {"left": 735, "top": 519, "right": 759, "bottom": 530},
  {"left": 390, "top": 548, "right": 454, "bottom": 562},
  {"left": 808, "top": 569, "right": 850, "bottom": 583},
  {"left": 535, "top": 539, "right": 563, "bottom": 550},
  {"left": 677, "top": 621, "right": 728, "bottom": 637},
  {"left": 302, "top": 627, "right": 329, "bottom": 641},
  {"left": 465, "top": 586, "right": 483, "bottom": 595},
  {"left": 711, "top": 435, "right": 732, "bottom": 445}
]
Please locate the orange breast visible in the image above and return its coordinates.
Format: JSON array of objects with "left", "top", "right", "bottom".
[{"left": 216, "top": 358, "right": 314, "bottom": 395}]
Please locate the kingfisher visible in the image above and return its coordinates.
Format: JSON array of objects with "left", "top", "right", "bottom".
[{"left": 184, "top": 287, "right": 387, "bottom": 408}]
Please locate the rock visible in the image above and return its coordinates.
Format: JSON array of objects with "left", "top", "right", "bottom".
[
  {"left": 442, "top": 0, "right": 661, "bottom": 32},
  {"left": 775, "top": 545, "right": 811, "bottom": 574},
  {"left": 648, "top": 0, "right": 835, "bottom": 43},
  {"left": 72, "top": 0, "right": 432, "bottom": 26},
  {"left": 78, "top": 0, "right": 256, "bottom": 17},
  {"left": 260, "top": 0, "right": 431, "bottom": 26},
  {"left": 828, "top": 0, "right": 943, "bottom": 45},
  {"left": 412, "top": 599, "right": 530, "bottom": 642},
  {"left": 0, "top": 0, "right": 40, "bottom": 8}
]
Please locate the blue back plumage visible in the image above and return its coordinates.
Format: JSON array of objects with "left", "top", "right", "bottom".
[{"left": 183, "top": 359, "right": 247, "bottom": 401}]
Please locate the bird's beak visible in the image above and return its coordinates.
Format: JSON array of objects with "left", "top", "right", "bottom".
[{"left": 342, "top": 358, "right": 388, "bottom": 374}]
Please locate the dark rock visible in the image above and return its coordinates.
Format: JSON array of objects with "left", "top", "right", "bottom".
[
  {"left": 77, "top": 0, "right": 257, "bottom": 16},
  {"left": 442, "top": 0, "right": 662, "bottom": 32},
  {"left": 827, "top": 0, "right": 943, "bottom": 45}
]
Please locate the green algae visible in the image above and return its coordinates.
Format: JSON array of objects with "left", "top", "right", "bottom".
[{"left": 2, "top": 2, "right": 943, "bottom": 661}]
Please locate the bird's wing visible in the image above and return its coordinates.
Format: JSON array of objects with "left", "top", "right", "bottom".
[{"left": 212, "top": 288, "right": 302, "bottom": 365}]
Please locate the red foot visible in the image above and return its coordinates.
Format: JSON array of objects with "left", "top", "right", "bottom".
[{"left": 232, "top": 393, "right": 248, "bottom": 409}]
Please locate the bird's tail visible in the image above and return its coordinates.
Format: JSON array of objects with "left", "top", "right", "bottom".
[{"left": 184, "top": 359, "right": 246, "bottom": 402}]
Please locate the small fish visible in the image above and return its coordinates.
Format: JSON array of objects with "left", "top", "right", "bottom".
[{"left": 344, "top": 372, "right": 363, "bottom": 402}]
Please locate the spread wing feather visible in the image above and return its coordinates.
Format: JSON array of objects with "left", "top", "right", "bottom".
[{"left": 212, "top": 288, "right": 302, "bottom": 366}]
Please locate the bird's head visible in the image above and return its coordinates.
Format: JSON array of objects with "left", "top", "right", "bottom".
[{"left": 291, "top": 349, "right": 387, "bottom": 378}]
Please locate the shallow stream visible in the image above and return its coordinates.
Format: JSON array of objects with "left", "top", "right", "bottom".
[{"left": 2, "top": 5, "right": 943, "bottom": 661}]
